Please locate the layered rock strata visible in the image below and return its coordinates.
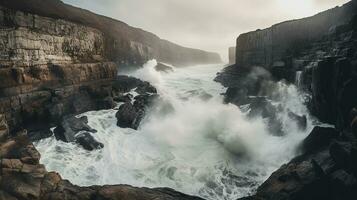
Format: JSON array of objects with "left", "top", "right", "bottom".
[
  {"left": 235, "top": 0, "right": 357, "bottom": 70},
  {"left": 0, "top": 0, "right": 221, "bottom": 67},
  {"left": 215, "top": 1, "right": 357, "bottom": 199},
  {"left": 0, "top": 4, "right": 118, "bottom": 131}
]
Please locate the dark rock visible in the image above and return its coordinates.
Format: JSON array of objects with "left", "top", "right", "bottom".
[
  {"left": 113, "top": 94, "right": 132, "bottom": 103},
  {"left": 302, "top": 126, "right": 339, "bottom": 153},
  {"left": 155, "top": 62, "right": 174, "bottom": 73},
  {"left": 115, "top": 94, "right": 158, "bottom": 130},
  {"left": 54, "top": 115, "right": 96, "bottom": 143},
  {"left": 27, "top": 129, "right": 53, "bottom": 142},
  {"left": 75, "top": 132, "right": 104, "bottom": 151},
  {"left": 98, "top": 97, "right": 116, "bottom": 109},
  {"left": 329, "top": 141, "right": 354, "bottom": 169},
  {"left": 330, "top": 169, "right": 357, "bottom": 200},
  {"left": 224, "top": 87, "right": 249, "bottom": 105},
  {"left": 113, "top": 75, "right": 157, "bottom": 95},
  {"left": 116, "top": 102, "right": 144, "bottom": 130}
]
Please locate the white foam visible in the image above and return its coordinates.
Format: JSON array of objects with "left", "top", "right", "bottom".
[{"left": 35, "top": 60, "right": 316, "bottom": 200}]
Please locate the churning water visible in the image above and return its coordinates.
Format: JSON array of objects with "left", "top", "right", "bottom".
[{"left": 35, "top": 60, "right": 315, "bottom": 200}]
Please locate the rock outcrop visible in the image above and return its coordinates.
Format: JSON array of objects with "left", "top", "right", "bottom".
[
  {"left": 217, "top": 0, "right": 357, "bottom": 130},
  {"left": 0, "top": 3, "right": 118, "bottom": 132},
  {"left": 241, "top": 113, "right": 357, "bottom": 200},
  {"left": 215, "top": 1, "right": 357, "bottom": 199},
  {"left": 113, "top": 76, "right": 158, "bottom": 130},
  {"left": 235, "top": 0, "right": 356, "bottom": 70},
  {"left": 0, "top": 0, "right": 221, "bottom": 67},
  {"left": 0, "top": 114, "right": 204, "bottom": 200}
]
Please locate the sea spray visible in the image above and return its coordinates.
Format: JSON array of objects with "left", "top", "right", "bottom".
[{"left": 35, "top": 60, "right": 316, "bottom": 200}]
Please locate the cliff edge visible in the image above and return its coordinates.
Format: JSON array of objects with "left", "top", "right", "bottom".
[{"left": 0, "top": 0, "right": 221, "bottom": 67}]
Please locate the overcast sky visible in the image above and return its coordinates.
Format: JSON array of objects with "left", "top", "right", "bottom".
[{"left": 63, "top": 0, "right": 349, "bottom": 62}]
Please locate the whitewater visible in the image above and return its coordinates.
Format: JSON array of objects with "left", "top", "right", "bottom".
[{"left": 35, "top": 60, "right": 316, "bottom": 200}]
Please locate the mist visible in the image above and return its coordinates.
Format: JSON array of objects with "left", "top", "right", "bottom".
[{"left": 62, "top": 0, "right": 349, "bottom": 61}]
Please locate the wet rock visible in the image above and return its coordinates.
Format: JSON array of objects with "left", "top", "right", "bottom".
[
  {"left": 302, "top": 126, "right": 339, "bottom": 153},
  {"left": 114, "top": 75, "right": 157, "bottom": 95},
  {"left": 113, "top": 94, "right": 132, "bottom": 103},
  {"left": 98, "top": 97, "right": 116, "bottom": 109},
  {"left": 75, "top": 132, "right": 104, "bottom": 151},
  {"left": 115, "top": 90, "right": 158, "bottom": 130},
  {"left": 54, "top": 115, "right": 96, "bottom": 143},
  {"left": 116, "top": 102, "right": 144, "bottom": 130},
  {"left": 155, "top": 62, "right": 174, "bottom": 73},
  {"left": 27, "top": 129, "right": 53, "bottom": 142}
]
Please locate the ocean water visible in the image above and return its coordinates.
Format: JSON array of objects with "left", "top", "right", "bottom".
[{"left": 35, "top": 60, "right": 315, "bottom": 200}]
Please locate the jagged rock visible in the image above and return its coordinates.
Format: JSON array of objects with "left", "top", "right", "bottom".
[
  {"left": 75, "top": 132, "right": 104, "bottom": 151},
  {"left": 155, "top": 63, "right": 174, "bottom": 73},
  {"left": 113, "top": 94, "right": 132, "bottom": 103},
  {"left": 27, "top": 129, "right": 53, "bottom": 142},
  {"left": 302, "top": 126, "right": 339, "bottom": 153},
  {"left": 114, "top": 75, "right": 157, "bottom": 95},
  {"left": 116, "top": 102, "right": 144, "bottom": 130},
  {"left": 54, "top": 115, "right": 96, "bottom": 143}
]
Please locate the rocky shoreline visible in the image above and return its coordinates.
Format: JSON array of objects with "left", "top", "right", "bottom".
[
  {"left": 1, "top": 0, "right": 357, "bottom": 199},
  {"left": 215, "top": 0, "right": 357, "bottom": 199}
]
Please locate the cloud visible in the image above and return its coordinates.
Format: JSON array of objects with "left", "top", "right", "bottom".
[{"left": 63, "top": 0, "right": 350, "bottom": 62}]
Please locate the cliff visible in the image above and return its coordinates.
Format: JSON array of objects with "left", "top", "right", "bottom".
[
  {"left": 229, "top": 47, "right": 236, "bottom": 64},
  {"left": 214, "top": 1, "right": 357, "bottom": 199},
  {"left": 235, "top": 0, "right": 357, "bottom": 69},
  {"left": 0, "top": 4, "right": 118, "bottom": 131},
  {"left": 0, "top": 0, "right": 221, "bottom": 67}
]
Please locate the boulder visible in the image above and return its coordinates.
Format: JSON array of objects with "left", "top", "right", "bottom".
[
  {"left": 116, "top": 103, "right": 144, "bottom": 130},
  {"left": 75, "top": 132, "right": 104, "bottom": 151},
  {"left": 115, "top": 94, "right": 158, "bottom": 130},
  {"left": 113, "top": 75, "right": 157, "bottom": 95},
  {"left": 54, "top": 115, "right": 96, "bottom": 143}
]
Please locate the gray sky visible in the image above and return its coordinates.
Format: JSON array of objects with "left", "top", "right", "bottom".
[{"left": 63, "top": 0, "right": 350, "bottom": 62}]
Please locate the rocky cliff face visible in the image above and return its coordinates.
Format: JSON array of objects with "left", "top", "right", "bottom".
[
  {"left": 218, "top": 0, "right": 357, "bottom": 129},
  {"left": 0, "top": 0, "right": 221, "bottom": 67},
  {"left": 0, "top": 4, "right": 118, "bottom": 131},
  {"left": 235, "top": 0, "right": 357, "bottom": 70},
  {"left": 215, "top": 1, "right": 357, "bottom": 199}
]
